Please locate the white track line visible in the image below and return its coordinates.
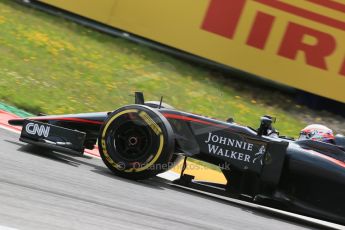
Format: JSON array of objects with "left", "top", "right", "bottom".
[
  {"left": 0, "top": 124, "right": 21, "bottom": 134},
  {"left": 171, "top": 184, "right": 345, "bottom": 230},
  {"left": 0, "top": 225, "right": 19, "bottom": 230}
]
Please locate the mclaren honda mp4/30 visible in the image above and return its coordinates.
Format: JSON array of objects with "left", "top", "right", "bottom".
[{"left": 8, "top": 92, "right": 345, "bottom": 225}]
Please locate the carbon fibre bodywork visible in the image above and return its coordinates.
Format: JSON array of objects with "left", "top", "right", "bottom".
[{"left": 8, "top": 101, "right": 345, "bottom": 225}]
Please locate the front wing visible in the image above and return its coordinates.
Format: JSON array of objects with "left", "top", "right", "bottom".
[{"left": 20, "top": 119, "right": 86, "bottom": 155}]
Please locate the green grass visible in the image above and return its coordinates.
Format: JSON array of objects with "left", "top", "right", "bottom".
[{"left": 0, "top": 0, "right": 306, "bottom": 137}]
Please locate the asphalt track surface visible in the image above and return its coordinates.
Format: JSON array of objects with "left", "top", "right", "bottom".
[{"left": 0, "top": 127, "right": 341, "bottom": 230}]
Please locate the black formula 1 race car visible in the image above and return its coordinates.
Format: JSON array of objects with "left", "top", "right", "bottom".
[{"left": 8, "top": 92, "right": 345, "bottom": 225}]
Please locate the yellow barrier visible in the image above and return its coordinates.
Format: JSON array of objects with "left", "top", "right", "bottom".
[
  {"left": 39, "top": 0, "right": 345, "bottom": 103},
  {"left": 39, "top": 0, "right": 116, "bottom": 22},
  {"left": 171, "top": 160, "right": 227, "bottom": 184}
]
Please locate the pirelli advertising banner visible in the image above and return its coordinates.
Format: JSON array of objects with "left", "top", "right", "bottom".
[{"left": 39, "top": 0, "right": 345, "bottom": 103}]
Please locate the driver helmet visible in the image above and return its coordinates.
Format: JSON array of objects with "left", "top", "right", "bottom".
[{"left": 298, "top": 124, "right": 334, "bottom": 143}]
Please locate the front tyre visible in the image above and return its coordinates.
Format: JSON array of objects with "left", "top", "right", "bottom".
[{"left": 98, "top": 105, "right": 174, "bottom": 180}]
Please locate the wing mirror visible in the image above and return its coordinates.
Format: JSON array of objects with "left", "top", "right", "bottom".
[{"left": 135, "top": 92, "right": 145, "bottom": 104}]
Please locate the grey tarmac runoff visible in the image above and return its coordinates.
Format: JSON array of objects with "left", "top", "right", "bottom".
[{"left": 0, "top": 127, "right": 340, "bottom": 230}]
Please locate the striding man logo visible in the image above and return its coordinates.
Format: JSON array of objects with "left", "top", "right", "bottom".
[{"left": 252, "top": 145, "right": 266, "bottom": 165}]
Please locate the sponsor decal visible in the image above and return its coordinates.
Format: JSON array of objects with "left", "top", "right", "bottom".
[
  {"left": 139, "top": 111, "right": 162, "bottom": 135},
  {"left": 205, "top": 132, "right": 266, "bottom": 165},
  {"left": 25, "top": 123, "right": 50, "bottom": 138},
  {"left": 202, "top": 0, "right": 345, "bottom": 76},
  {"left": 38, "top": 0, "right": 345, "bottom": 102},
  {"left": 252, "top": 145, "right": 266, "bottom": 165}
]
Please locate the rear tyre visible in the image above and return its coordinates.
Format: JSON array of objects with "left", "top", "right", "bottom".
[{"left": 98, "top": 105, "right": 174, "bottom": 180}]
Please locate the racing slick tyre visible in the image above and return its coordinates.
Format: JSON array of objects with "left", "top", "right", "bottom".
[
  {"left": 145, "top": 101, "right": 182, "bottom": 166},
  {"left": 98, "top": 105, "right": 175, "bottom": 180}
]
